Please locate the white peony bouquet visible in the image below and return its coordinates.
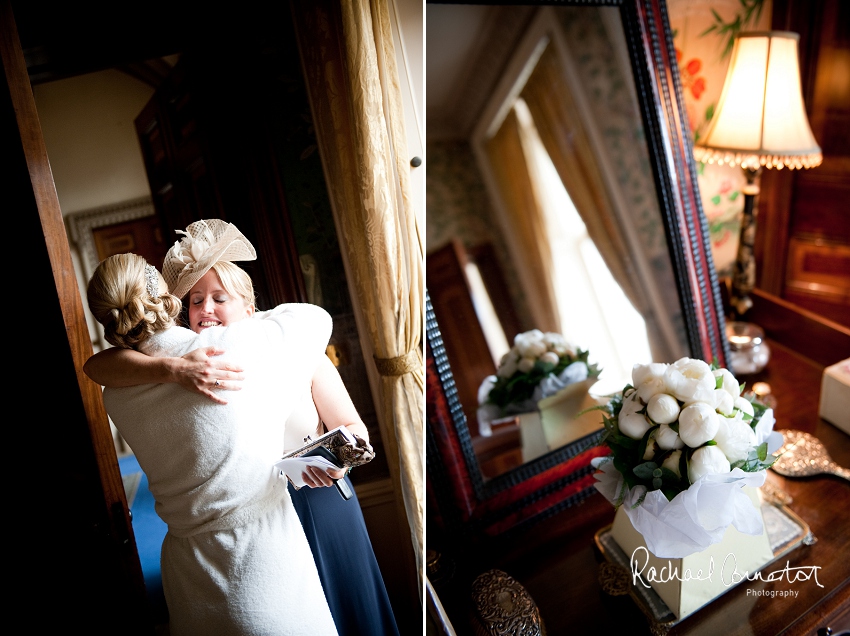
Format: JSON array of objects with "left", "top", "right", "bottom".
[
  {"left": 477, "top": 329, "right": 599, "bottom": 435},
  {"left": 592, "top": 356, "right": 783, "bottom": 557}
]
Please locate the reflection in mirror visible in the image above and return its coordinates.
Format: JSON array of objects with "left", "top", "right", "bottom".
[{"left": 426, "top": 3, "right": 690, "bottom": 481}]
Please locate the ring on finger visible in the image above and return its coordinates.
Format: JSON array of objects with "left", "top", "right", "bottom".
[{"left": 214, "top": 380, "right": 220, "bottom": 388}]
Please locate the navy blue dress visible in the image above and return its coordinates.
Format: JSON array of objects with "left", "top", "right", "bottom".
[{"left": 288, "top": 477, "right": 400, "bottom": 636}]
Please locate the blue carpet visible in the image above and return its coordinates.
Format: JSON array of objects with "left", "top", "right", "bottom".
[{"left": 119, "top": 454, "right": 169, "bottom": 625}]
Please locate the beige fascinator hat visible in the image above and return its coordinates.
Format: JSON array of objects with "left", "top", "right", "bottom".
[{"left": 162, "top": 219, "right": 257, "bottom": 298}]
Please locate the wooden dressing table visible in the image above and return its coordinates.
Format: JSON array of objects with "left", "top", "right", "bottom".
[{"left": 428, "top": 289, "right": 850, "bottom": 635}]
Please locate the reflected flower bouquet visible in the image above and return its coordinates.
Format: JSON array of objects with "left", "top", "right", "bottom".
[
  {"left": 592, "top": 356, "right": 783, "bottom": 557},
  {"left": 477, "top": 329, "right": 599, "bottom": 433}
]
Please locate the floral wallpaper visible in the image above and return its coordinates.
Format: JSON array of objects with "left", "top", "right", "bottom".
[
  {"left": 425, "top": 140, "right": 535, "bottom": 329},
  {"left": 667, "top": 0, "right": 772, "bottom": 276},
  {"left": 557, "top": 7, "right": 674, "bottom": 267}
]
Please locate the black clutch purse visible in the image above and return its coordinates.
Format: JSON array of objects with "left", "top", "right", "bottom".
[{"left": 276, "top": 426, "right": 375, "bottom": 500}]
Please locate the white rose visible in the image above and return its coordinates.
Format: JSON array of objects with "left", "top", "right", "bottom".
[
  {"left": 734, "top": 396, "right": 755, "bottom": 419},
  {"left": 497, "top": 352, "right": 519, "bottom": 378},
  {"left": 517, "top": 357, "right": 536, "bottom": 373},
  {"left": 500, "top": 349, "right": 518, "bottom": 365},
  {"left": 715, "top": 415, "right": 757, "bottom": 463},
  {"left": 550, "top": 343, "right": 570, "bottom": 357},
  {"left": 543, "top": 332, "right": 569, "bottom": 350},
  {"left": 478, "top": 376, "right": 497, "bottom": 404},
  {"left": 678, "top": 402, "right": 720, "bottom": 447},
  {"left": 539, "top": 351, "right": 560, "bottom": 366},
  {"left": 618, "top": 391, "right": 651, "bottom": 440},
  {"left": 514, "top": 329, "right": 544, "bottom": 352},
  {"left": 655, "top": 422, "right": 685, "bottom": 450},
  {"left": 525, "top": 341, "right": 548, "bottom": 358},
  {"left": 643, "top": 437, "right": 659, "bottom": 461},
  {"left": 688, "top": 445, "right": 731, "bottom": 483},
  {"left": 647, "top": 393, "right": 680, "bottom": 424},
  {"left": 714, "top": 389, "right": 735, "bottom": 416},
  {"left": 713, "top": 368, "right": 740, "bottom": 398},
  {"left": 662, "top": 449, "right": 682, "bottom": 477},
  {"left": 664, "top": 357, "right": 716, "bottom": 404},
  {"left": 632, "top": 362, "right": 669, "bottom": 402}
]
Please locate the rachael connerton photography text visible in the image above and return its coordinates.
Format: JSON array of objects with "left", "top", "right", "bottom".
[{"left": 630, "top": 547, "right": 824, "bottom": 589}]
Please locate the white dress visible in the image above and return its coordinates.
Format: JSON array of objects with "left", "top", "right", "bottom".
[{"left": 103, "top": 303, "right": 338, "bottom": 636}]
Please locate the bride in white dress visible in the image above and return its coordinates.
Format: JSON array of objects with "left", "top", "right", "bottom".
[{"left": 86, "top": 252, "right": 338, "bottom": 636}]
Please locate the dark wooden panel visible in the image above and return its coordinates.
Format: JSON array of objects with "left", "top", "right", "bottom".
[
  {"left": 92, "top": 216, "right": 168, "bottom": 268},
  {"left": 468, "top": 242, "right": 524, "bottom": 344},
  {"left": 2, "top": 1, "right": 151, "bottom": 629},
  {"left": 427, "top": 241, "right": 498, "bottom": 438},
  {"left": 757, "top": 0, "right": 850, "bottom": 323},
  {"left": 747, "top": 287, "right": 850, "bottom": 367}
]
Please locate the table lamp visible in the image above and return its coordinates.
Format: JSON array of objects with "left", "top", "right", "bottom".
[{"left": 693, "top": 31, "right": 822, "bottom": 321}]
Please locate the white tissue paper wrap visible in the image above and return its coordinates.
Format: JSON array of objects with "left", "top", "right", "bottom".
[
  {"left": 592, "top": 409, "right": 782, "bottom": 558},
  {"left": 477, "top": 361, "right": 590, "bottom": 436}
]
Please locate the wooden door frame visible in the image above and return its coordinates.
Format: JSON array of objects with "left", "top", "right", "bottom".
[{"left": 2, "top": 1, "right": 151, "bottom": 630}]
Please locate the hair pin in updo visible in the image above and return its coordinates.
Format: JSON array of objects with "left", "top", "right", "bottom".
[{"left": 144, "top": 264, "right": 160, "bottom": 299}]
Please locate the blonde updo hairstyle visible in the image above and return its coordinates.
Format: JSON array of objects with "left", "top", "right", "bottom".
[
  {"left": 87, "top": 253, "right": 182, "bottom": 349},
  {"left": 204, "top": 261, "right": 257, "bottom": 310}
]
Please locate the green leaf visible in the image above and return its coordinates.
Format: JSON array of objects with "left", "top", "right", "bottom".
[
  {"left": 578, "top": 404, "right": 610, "bottom": 418},
  {"left": 680, "top": 449, "right": 691, "bottom": 486},
  {"left": 633, "top": 462, "right": 658, "bottom": 480},
  {"left": 660, "top": 467, "right": 680, "bottom": 483},
  {"left": 716, "top": 375, "right": 724, "bottom": 389},
  {"left": 615, "top": 456, "right": 640, "bottom": 489},
  {"left": 637, "top": 425, "right": 659, "bottom": 462},
  {"left": 757, "top": 442, "right": 768, "bottom": 462},
  {"left": 704, "top": 440, "right": 717, "bottom": 446}
]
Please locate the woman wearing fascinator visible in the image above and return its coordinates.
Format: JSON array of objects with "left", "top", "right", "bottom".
[
  {"left": 86, "top": 252, "right": 337, "bottom": 635},
  {"left": 85, "top": 220, "right": 399, "bottom": 636}
]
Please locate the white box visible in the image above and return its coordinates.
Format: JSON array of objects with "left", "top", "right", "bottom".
[
  {"left": 819, "top": 358, "right": 850, "bottom": 434},
  {"left": 515, "top": 379, "right": 604, "bottom": 463},
  {"left": 609, "top": 487, "right": 774, "bottom": 620}
]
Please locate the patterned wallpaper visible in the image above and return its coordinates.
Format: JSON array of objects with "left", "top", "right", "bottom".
[{"left": 425, "top": 139, "right": 535, "bottom": 329}]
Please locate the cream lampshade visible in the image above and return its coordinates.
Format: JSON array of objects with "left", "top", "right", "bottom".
[{"left": 694, "top": 31, "right": 821, "bottom": 322}]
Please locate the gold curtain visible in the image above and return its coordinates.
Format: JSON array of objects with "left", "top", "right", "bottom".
[
  {"left": 484, "top": 108, "right": 562, "bottom": 334},
  {"left": 520, "top": 43, "right": 671, "bottom": 361},
  {"left": 290, "top": 0, "right": 424, "bottom": 597}
]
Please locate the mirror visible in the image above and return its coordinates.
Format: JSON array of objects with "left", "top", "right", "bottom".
[{"left": 425, "top": 0, "right": 730, "bottom": 539}]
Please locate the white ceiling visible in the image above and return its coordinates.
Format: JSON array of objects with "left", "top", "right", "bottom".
[{"left": 426, "top": 4, "right": 535, "bottom": 141}]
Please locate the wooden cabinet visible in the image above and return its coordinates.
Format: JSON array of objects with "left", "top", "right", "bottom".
[{"left": 757, "top": 0, "right": 850, "bottom": 328}]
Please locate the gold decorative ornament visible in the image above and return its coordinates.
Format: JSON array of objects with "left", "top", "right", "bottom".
[
  {"left": 598, "top": 562, "right": 630, "bottom": 596},
  {"left": 471, "top": 569, "right": 546, "bottom": 636}
]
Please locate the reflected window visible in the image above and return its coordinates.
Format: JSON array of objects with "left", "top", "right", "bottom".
[
  {"left": 465, "top": 260, "right": 511, "bottom": 368},
  {"left": 514, "top": 98, "right": 651, "bottom": 392}
]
